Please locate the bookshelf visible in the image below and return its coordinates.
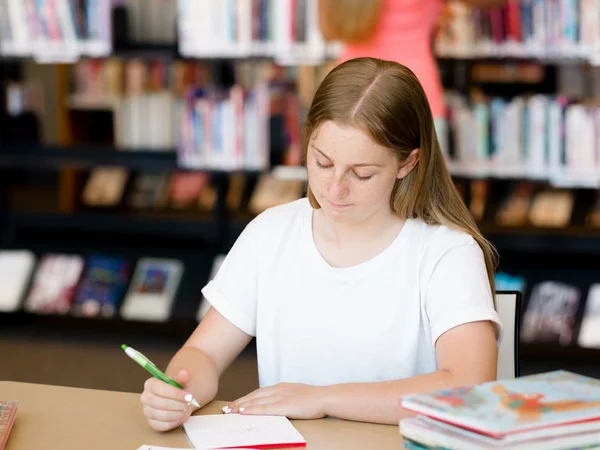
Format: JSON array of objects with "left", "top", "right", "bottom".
[
  {"left": 2, "top": 1, "right": 600, "bottom": 371},
  {"left": 0, "top": 145, "right": 179, "bottom": 171}
]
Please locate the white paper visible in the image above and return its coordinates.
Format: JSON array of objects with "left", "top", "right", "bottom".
[
  {"left": 183, "top": 414, "right": 306, "bottom": 450},
  {"left": 137, "top": 446, "right": 192, "bottom": 450}
]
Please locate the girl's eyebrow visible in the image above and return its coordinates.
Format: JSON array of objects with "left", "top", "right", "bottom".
[{"left": 310, "top": 144, "right": 383, "bottom": 168}]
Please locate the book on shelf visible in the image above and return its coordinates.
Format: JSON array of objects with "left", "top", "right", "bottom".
[
  {"left": 70, "top": 58, "right": 211, "bottom": 151},
  {"left": 119, "top": 0, "right": 178, "bottom": 45},
  {"left": 71, "top": 254, "right": 131, "bottom": 318},
  {"left": 446, "top": 91, "right": 600, "bottom": 188},
  {"left": 121, "top": 257, "right": 183, "bottom": 322},
  {"left": 0, "top": 250, "right": 36, "bottom": 313},
  {"left": 436, "top": 0, "right": 600, "bottom": 63},
  {"left": 528, "top": 189, "right": 574, "bottom": 228},
  {"left": 400, "top": 370, "right": 600, "bottom": 450},
  {"left": 0, "top": 0, "right": 112, "bottom": 60},
  {"left": 495, "top": 272, "right": 526, "bottom": 293},
  {"left": 169, "top": 172, "right": 215, "bottom": 211},
  {"left": 578, "top": 283, "right": 600, "bottom": 349},
  {"left": 127, "top": 172, "right": 171, "bottom": 209},
  {"left": 521, "top": 281, "right": 581, "bottom": 346},
  {"left": 81, "top": 166, "right": 130, "bottom": 207},
  {"left": 177, "top": 0, "right": 341, "bottom": 65},
  {"left": 23, "top": 253, "right": 85, "bottom": 315},
  {"left": 586, "top": 190, "right": 600, "bottom": 228},
  {"left": 494, "top": 182, "right": 535, "bottom": 227},
  {"left": 178, "top": 83, "right": 271, "bottom": 171}
]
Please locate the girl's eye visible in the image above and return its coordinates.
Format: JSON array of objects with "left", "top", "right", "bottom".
[
  {"left": 315, "top": 159, "right": 373, "bottom": 181},
  {"left": 354, "top": 173, "right": 373, "bottom": 181}
]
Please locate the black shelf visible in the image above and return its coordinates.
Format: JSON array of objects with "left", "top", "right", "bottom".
[
  {"left": 0, "top": 238, "right": 215, "bottom": 339},
  {"left": 521, "top": 343, "right": 600, "bottom": 359},
  {"left": 0, "top": 311, "right": 198, "bottom": 340},
  {"left": 0, "top": 146, "right": 179, "bottom": 171},
  {"left": 8, "top": 210, "right": 219, "bottom": 242},
  {"left": 0, "top": 146, "right": 271, "bottom": 175},
  {"left": 483, "top": 225, "right": 600, "bottom": 255},
  {"left": 112, "top": 43, "right": 180, "bottom": 59}
]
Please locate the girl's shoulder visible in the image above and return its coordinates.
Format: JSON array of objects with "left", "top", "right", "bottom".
[
  {"left": 411, "top": 219, "right": 476, "bottom": 246},
  {"left": 408, "top": 219, "right": 480, "bottom": 263},
  {"left": 242, "top": 197, "right": 310, "bottom": 243}
]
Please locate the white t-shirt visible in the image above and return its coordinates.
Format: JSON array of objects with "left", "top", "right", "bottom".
[{"left": 201, "top": 198, "right": 502, "bottom": 388}]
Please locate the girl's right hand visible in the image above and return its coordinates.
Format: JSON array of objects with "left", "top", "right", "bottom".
[{"left": 140, "top": 369, "right": 197, "bottom": 431}]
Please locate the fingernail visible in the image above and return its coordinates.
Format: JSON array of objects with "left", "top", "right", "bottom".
[
  {"left": 239, "top": 407, "right": 246, "bottom": 412},
  {"left": 222, "top": 405, "right": 232, "bottom": 414},
  {"left": 184, "top": 394, "right": 193, "bottom": 402}
]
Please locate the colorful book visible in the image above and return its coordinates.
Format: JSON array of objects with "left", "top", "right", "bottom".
[
  {"left": 401, "top": 415, "right": 600, "bottom": 450},
  {"left": 120, "top": 258, "right": 183, "bottom": 322},
  {"left": 24, "top": 253, "right": 85, "bottom": 314},
  {"left": 400, "top": 371, "right": 600, "bottom": 440},
  {"left": 71, "top": 254, "right": 130, "bottom": 318},
  {"left": 521, "top": 281, "right": 581, "bottom": 345},
  {"left": 0, "top": 401, "right": 18, "bottom": 450}
]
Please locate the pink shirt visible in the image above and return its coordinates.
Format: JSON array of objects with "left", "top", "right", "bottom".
[{"left": 338, "top": 0, "right": 445, "bottom": 118}]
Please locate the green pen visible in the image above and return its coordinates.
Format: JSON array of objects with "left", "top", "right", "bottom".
[{"left": 121, "top": 344, "right": 200, "bottom": 408}]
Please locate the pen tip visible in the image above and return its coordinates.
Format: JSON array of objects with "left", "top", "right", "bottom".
[{"left": 121, "top": 344, "right": 127, "bottom": 350}]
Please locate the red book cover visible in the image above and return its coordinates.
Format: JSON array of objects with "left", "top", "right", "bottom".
[{"left": 507, "top": 0, "right": 522, "bottom": 43}]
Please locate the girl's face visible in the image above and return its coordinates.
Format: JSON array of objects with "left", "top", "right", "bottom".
[{"left": 307, "top": 121, "right": 408, "bottom": 225}]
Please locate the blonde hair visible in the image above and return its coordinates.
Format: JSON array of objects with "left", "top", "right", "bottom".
[
  {"left": 304, "top": 57, "right": 498, "bottom": 294},
  {"left": 318, "top": 0, "right": 384, "bottom": 43}
]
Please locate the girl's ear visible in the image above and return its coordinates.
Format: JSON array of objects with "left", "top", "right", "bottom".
[{"left": 397, "top": 148, "right": 420, "bottom": 179}]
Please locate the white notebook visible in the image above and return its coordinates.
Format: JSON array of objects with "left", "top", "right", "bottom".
[{"left": 183, "top": 414, "right": 306, "bottom": 450}]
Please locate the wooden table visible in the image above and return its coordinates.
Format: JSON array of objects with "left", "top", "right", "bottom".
[{"left": 0, "top": 381, "right": 404, "bottom": 450}]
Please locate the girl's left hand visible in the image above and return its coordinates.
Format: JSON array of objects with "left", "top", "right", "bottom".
[{"left": 225, "top": 383, "right": 327, "bottom": 419}]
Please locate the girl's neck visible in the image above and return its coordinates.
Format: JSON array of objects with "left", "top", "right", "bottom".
[{"left": 314, "top": 207, "right": 404, "bottom": 247}]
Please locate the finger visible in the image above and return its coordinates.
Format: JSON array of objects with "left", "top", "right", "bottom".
[
  {"left": 142, "top": 391, "right": 188, "bottom": 411},
  {"left": 239, "top": 402, "right": 287, "bottom": 417},
  {"left": 175, "top": 369, "right": 191, "bottom": 388},
  {"left": 229, "top": 395, "right": 281, "bottom": 414},
  {"left": 232, "top": 385, "right": 278, "bottom": 406},
  {"left": 144, "top": 377, "right": 190, "bottom": 403},
  {"left": 148, "top": 418, "right": 183, "bottom": 432},
  {"left": 144, "top": 405, "right": 188, "bottom": 423},
  {"left": 225, "top": 386, "right": 280, "bottom": 414}
]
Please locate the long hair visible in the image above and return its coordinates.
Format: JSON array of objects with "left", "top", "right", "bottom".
[
  {"left": 318, "top": 0, "right": 384, "bottom": 43},
  {"left": 304, "top": 57, "right": 498, "bottom": 294}
]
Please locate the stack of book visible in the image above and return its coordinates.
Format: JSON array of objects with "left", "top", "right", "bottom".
[
  {"left": 400, "top": 370, "right": 600, "bottom": 449},
  {"left": 0, "top": 401, "right": 18, "bottom": 450}
]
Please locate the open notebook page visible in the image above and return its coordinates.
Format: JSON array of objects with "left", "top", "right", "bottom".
[{"left": 182, "top": 414, "right": 306, "bottom": 450}]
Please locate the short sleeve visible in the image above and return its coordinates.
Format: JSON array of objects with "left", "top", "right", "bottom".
[
  {"left": 200, "top": 219, "right": 261, "bottom": 336},
  {"left": 424, "top": 241, "right": 503, "bottom": 346}
]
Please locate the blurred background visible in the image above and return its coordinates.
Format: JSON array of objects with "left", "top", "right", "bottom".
[{"left": 1, "top": 0, "right": 600, "bottom": 399}]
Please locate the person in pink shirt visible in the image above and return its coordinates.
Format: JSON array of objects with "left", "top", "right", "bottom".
[{"left": 319, "top": 0, "right": 507, "bottom": 152}]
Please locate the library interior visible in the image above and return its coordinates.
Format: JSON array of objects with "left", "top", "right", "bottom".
[{"left": 3, "top": 1, "right": 600, "bottom": 450}]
